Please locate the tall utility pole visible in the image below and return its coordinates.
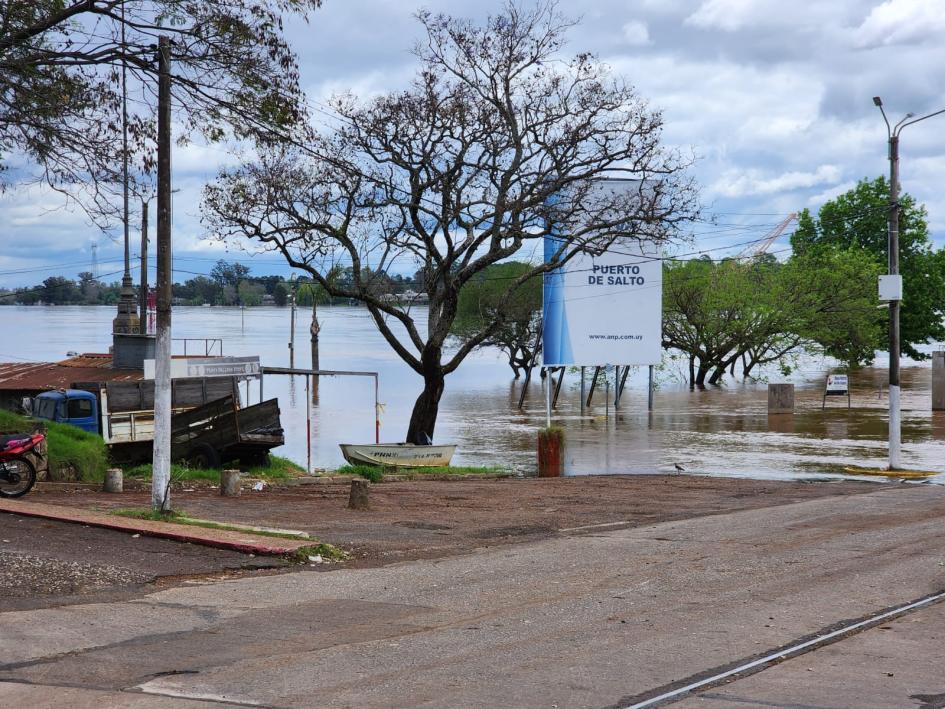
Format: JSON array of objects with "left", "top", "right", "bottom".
[
  {"left": 113, "top": 3, "right": 140, "bottom": 336},
  {"left": 152, "top": 36, "right": 172, "bottom": 511},
  {"left": 873, "top": 96, "right": 945, "bottom": 470},
  {"left": 139, "top": 198, "right": 149, "bottom": 331}
]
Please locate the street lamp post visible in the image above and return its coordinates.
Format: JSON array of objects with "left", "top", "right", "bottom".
[{"left": 873, "top": 96, "right": 945, "bottom": 470}]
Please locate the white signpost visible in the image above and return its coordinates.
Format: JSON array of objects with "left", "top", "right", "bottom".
[
  {"left": 144, "top": 355, "right": 260, "bottom": 380},
  {"left": 823, "top": 373, "right": 851, "bottom": 409}
]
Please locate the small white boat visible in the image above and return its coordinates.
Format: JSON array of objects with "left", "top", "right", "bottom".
[{"left": 340, "top": 443, "right": 457, "bottom": 468}]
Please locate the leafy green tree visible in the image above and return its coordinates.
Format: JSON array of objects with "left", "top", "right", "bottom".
[
  {"left": 1, "top": 0, "right": 321, "bottom": 216},
  {"left": 237, "top": 280, "right": 265, "bottom": 306},
  {"left": 452, "top": 262, "right": 543, "bottom": 378},
  {"left": 663, "top": 248, "right": 883, "bottom": 386},
  {"left": 792, "top": 177, "right": 945, "bottom": 360},
  {"left": 273, "top": 282, "right": 289, "bottom": 307},
  {"left": 210, "top": 260, "right": 251, "bottom": 289}
]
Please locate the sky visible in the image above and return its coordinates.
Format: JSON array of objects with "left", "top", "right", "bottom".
[{"left": 2, "top": 0, "right": 944, "bottom": 288}]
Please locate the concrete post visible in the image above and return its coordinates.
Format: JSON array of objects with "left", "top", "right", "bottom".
[
  {"left": 104, "top": 468, "right": 123, "bottom": 493},
  {"left": 933, "top": 351, "right": 945, "bottom": 411},
  {"left": 348, "top": 479, "right": 370, "bottom": 510},
  {"left": 220, "top": 469, "right": 241, "bottom": 497},
  {"left": 768, "top": 384, "right": 795, "bottom": 414}
]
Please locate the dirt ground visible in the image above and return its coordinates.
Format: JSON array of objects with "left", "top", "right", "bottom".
[{"left": 31, "top": 474, "right": 893, "bottom": 568}]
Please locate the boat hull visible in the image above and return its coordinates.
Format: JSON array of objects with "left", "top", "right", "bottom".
[{"left": 340, "top": 443, "right": 456, "bottom": 468}]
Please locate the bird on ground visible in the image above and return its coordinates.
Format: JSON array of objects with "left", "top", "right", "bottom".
[{"left": 674, "top": 463, "right": 685, "bottom": 473}]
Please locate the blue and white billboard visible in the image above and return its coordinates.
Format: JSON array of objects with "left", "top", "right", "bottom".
[{"left": 543, "top": 230, "right": 662, "bottom": 367}]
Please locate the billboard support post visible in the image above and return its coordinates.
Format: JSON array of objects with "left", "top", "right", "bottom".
[
  {"left": 648, "top": 365, "right": 654, "bottom": 411},
  {"left": 580, "top": 367, "right": 586, "bottom": 414},
  {"left": 544, "top": 368, "right": 551, "bottom": 429}
]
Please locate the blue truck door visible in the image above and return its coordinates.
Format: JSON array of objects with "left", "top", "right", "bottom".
[{"left": 62, "top": 392, "right": 99, "bottom": 434}]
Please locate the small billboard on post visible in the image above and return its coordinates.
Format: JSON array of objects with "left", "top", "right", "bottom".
[{"left": 542, "top": 179, "right": 662, "bottom": 367}]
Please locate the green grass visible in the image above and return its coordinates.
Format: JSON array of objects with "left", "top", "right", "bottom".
[
  {"left": 0, "top": 409, "right": 108, "bottom": 482},
  {"left": 287, "top": 543, "right": 350, "bottom": 564},
  {"left": 336, "top": 463, "right": 507, "bottom": 482},
  {"left": 123, "top": 454, "right": 305, "bottom": 483},
  {"left": 111, "top": 507, "right": 311, "bottom": 540}
]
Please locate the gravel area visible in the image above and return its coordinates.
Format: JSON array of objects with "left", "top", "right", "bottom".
[
  {"left": 0, "top": 514, "right": 288, "bottom": 611},
  {"left": 0, "top": 550, "right": 149, "bottom": 597}
]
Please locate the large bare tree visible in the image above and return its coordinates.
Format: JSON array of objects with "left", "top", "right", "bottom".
[
  {"left": 204, "top": 2, "right": 698, "bottom": 443},
  {"left": 0, "top": 0, "right": 320, "bottom": 217}
]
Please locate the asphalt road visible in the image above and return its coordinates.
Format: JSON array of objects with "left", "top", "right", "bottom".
[
  {"left": 2, "top": 485, "right": 944, "bottom": 708},
  {"left": 0, "top": 513, "right": 285, "bottom": 611}
]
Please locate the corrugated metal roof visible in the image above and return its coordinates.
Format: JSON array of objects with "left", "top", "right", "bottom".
[
  {"left": 0, "top": 355, "right": 142, "bottom": 391},
  {"left": 55, "top": 353, "right": 114, "bottom": 368}
]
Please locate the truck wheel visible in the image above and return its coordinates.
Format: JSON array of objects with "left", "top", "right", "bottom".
[{"left": 189, "top": 443, "right": 221, "bottom": 469}]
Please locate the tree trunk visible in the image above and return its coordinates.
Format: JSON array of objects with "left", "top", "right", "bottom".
[
  {"left": 694, "top": 361, "right": 710, "bottom": 388},
  {"left": 406, "top": 349, "right": 446, "bottom": 444},
  {"left": 688, "top": 355, "right": 695, "bottom": 390}
]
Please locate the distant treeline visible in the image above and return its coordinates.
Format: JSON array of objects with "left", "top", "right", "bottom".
[{"left": 0, "top": 260, "right": 426, "bottom": 307}]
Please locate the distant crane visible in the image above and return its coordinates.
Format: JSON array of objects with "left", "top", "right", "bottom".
[
  {"left": 739, "top": 212, "right": 797, "bottom": 258},
  {"left": 90, "top": 239, "right": 99, "bottom": 278}
]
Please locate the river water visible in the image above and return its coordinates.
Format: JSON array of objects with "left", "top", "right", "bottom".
[{"left": 3, "top": 305, "right": 944, "bottom": 481}]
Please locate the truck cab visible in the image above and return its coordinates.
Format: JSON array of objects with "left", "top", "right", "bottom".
[{"left": 31, "top": 389, "right": 100, "bottom": 434}]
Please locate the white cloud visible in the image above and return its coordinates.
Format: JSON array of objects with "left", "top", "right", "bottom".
[
  {"left": 622, "top": 20, "right": 652, "bottom": 46},
  {"left": 854, "top": 0, "right": 945, "bottom": 47},
  {"left": 713, "top": 165, "right": 843, "bottom": 198},
  {"left": 685, "top": 0, "right": 762, "bottom": 31}
]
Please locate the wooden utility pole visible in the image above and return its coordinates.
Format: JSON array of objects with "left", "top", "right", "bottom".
[{"left": 152, "top": 36, "right": 172, "bottom": 511}]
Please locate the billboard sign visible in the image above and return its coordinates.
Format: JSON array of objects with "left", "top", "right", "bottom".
[
  {"left": 542, "top": 235, "right": 662, "bottom": 367},
  {"left": 542, "top": 179, "right": 663, "bottom": 366}
]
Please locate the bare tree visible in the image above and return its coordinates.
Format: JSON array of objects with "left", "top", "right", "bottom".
[
  {"left": 204, "top": 2, "right": 698, "bottom": 443},
  {"left": 0, "top": 0, "right": 320, "bottom": 219}
]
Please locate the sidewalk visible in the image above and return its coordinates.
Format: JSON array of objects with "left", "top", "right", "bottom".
[{"left": 0, "top": 498, "right": 313, "bottom": 556}]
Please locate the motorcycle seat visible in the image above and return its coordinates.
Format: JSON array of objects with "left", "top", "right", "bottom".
[{"left": 0, "top": 434, "right": 31, "bottom": 449}]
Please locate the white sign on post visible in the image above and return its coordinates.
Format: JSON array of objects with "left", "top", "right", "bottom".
[
  {"left": 144, "top": 355, "right": 260, "bottom": 380},
  {"left": 826, "top": 374, "right": 849, "bottom": 394}
]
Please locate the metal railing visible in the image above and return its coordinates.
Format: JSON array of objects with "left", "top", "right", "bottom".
[{"left": 172, "top": 338, "right": 223, "bottom": 357}]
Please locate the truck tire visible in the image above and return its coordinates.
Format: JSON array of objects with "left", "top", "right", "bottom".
[{"left": 189, "top": 443, "right": 221, "bottom": 469}]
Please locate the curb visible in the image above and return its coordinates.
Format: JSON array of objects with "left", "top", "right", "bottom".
[{"left": 0, "top": 498, "right": 313, "bottom": 556}]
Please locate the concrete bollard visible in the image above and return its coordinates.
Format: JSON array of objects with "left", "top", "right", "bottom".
[
  {"left": 768, "top": 383, "right": 795, "bottom": 414},
  {"left": 933, "top": 351, "right": 945, "bottom": 411},
  {"left": 103, "top": 468, "right": 123, "bottom": 493},
  {"left": 348, "top": 479, "right": 370, "bottom": 510},
  {"left": 220, "top": 469, "right": 241, "bottom": 497}
]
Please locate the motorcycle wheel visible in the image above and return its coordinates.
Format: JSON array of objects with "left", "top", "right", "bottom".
[{"left": 0, "top": 455, "right": 37, "bottom": 498}]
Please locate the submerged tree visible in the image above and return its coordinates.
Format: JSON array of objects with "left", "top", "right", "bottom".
[
  {"left": 452, "top": 262, "right": 543, "bottom": 378},
  {"left": 0, "top": 0, "right": 321, "bottom": 217},
  {"left": 662, "top": 248, "right": 883, "bottom": 387},
  {"left": 204, "top": 2, "right": 698, "bottom": 442}
]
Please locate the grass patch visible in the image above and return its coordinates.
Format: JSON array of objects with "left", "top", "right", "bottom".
[
  {"left": 336, "top": 463, "right": 507, "bottom": 481},
  {"left": 123, "top": 454, "right": 306, "bottom": 483},
  {"left": 0, "top": 409, "right": 108, "bottom": 482},
  {"left": 111, "top": 507, "right": 311, "bottom": 540},
  {"left": 287, "top": 543, "right": 350, "bottom": 564}
]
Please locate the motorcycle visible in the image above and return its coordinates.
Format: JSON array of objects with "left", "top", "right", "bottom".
[{"left": 0, "top": 432, "right": 44, "bottom": 498}]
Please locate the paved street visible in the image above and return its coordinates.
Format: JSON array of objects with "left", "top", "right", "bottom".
[{"left": 2, "top": 484, "right": 945, "bottom": 708}]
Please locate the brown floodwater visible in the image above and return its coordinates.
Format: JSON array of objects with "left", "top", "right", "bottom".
[{"left": 4, "top": 305, "right": 943, "bottom": 482}]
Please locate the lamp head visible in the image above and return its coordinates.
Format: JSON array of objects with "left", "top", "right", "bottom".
[
  {"left": 905, "top": 112, "right": 915, "bottom": 119},
  {"left": 873, "top": 96, "right": 883, "bottom": 107}
]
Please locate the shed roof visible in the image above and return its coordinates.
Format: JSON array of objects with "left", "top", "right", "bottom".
[{"left": 0, "top": 354, "right": 142, "bottom": 392}]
